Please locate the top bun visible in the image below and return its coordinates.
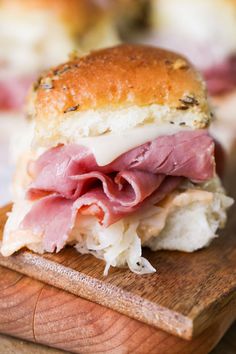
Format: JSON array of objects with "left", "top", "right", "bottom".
[
  {"left": 28, "top": 45, "right": 212, "bottom": 146},
  {"left": 31, "top": 45, "right": 209, "bottom": 115}
]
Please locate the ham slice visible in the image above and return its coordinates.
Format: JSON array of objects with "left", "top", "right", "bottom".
[
  {"left": 28, "top": 130, "right": 214, "bottom": 199},
  {"left": 204, "top": 56, "right": 236, "bottom": 95},
  {"left": 23, "top": 177, "right": 182, "bottom": 252},
  {"left": 0, "top": 76, "right": 34, "bottom": 111},
  {"left": 111, "top": 130, "right": 214, "bottom": 181},
  {"left": 22, "top": 130, "right": 215, "bottom": 252}
]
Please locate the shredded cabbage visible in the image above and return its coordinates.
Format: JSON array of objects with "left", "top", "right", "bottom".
[{"left": 74, "top": 216, "right": 156, "bottom": 276}]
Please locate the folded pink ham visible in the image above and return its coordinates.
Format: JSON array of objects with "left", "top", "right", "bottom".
[
  {"left": 22, "top": 130, "right": 215, "bottom": 252},
  {"left": 0, "top": 76, "right": 34, "bottom": 111},
  {"left": 204, "top": 56, "right": 236, "bottom": 95}
]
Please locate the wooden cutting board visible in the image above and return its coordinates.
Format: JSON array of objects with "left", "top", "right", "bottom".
[
  {"left": 0, "top": 196, "right": 236, "bottom": 342},
  {"left": 1, "top": 264, "right": 235, "bottom": 354}
]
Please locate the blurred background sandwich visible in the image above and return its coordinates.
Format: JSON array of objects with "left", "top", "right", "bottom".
[{"left": 147, "top": 0, "right": 236, "bottom": 153}]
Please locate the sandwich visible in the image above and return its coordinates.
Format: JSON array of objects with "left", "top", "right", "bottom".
[
  {"left": 0, "top": 0, "right": 118, "bottom": 113},
  {"left": 148, "top": 0, "right": 236, "bottom": 152},
  {"left": 1, "top": 45, "right": 233, "bottom": 275}
]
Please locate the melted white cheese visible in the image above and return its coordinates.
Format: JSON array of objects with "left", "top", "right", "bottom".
[{"left": 75, "top": 123, "right": 191, "bottom": 166}]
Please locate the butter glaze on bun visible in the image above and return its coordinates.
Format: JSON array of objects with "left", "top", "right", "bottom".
[
  {"left": 29, "top": 45, "right": 212, "bottom": 146},
  {"left": 33, "top": 44, "right": 208, "bottom": 113}
]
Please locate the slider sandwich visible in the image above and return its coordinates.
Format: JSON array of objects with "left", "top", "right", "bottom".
[
  {"left": 148, "top": 0, "right": 236, "bottom": 152},
  {"left": 0, "top": 0, "right": 118, "bottom": 113},
  {"left": 1, "top": 45, "right": 233, "bottom": 275}
]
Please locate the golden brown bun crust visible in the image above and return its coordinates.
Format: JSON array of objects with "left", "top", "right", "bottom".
[
  {"left": 31, "top": 44, "right": 209, "bottom": 120},
  {"left": 0, "top": 0, "right": 104, "bottom": 35}
]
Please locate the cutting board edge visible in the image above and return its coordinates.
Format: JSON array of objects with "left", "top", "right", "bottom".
[
  {"left": 2, "top": 249, "right": 236, "bottom": 340},
  {"left": 0, "top": 252, "right": 194, "bottom": 340},
  {"left": 191, "top": 289, "right": 236, "bottom": 337}
]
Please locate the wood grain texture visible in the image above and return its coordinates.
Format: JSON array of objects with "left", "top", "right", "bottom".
[
  {"left": 0, "top": 265, "right": 235, "bottom": 354},
  {"left": 1, "top": 324, "right": 235, "bottom": 354},
  {"left": 0, "top": 334, "right": 65, "bottom": 354},
  {"left": 0, "top": 200, "right": 236, "bottom": 341}
]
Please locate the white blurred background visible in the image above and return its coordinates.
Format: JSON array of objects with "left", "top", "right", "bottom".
[{"left": 0, "top": 116, "right": 21, "bottom": 205}]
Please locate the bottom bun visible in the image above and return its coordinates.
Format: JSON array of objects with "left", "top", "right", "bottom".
[
  {"left": 145, "top": 179, "right": 230, "bottom": 252},
  {"left": 1, "top": 177, "right": 233, "bottom": 275}
]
